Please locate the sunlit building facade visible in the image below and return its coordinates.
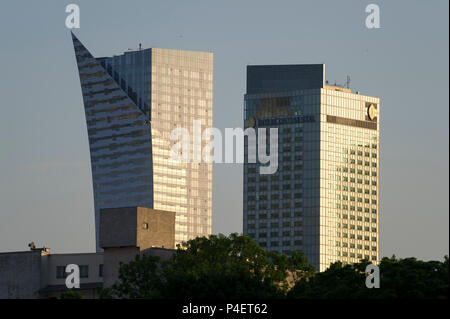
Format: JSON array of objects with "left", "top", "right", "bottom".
[
  {"left": 71, "top": 33, "right": 213, "bottom": 251},
  {"left": 243, "top": 64, "right": 380, "bottom": 271}
]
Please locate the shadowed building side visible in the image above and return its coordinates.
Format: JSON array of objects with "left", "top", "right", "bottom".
[{"left": 71, "top": 33, "right": 154, "bottom": 251}]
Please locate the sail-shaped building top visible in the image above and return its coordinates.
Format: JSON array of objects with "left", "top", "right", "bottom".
[{"left": 71, "top": 33, "right": 213, "bottom": 251}]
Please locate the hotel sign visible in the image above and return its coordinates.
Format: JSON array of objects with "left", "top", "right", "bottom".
[{"left": 257, "top": 115, "right": 315, "bottom": 127}]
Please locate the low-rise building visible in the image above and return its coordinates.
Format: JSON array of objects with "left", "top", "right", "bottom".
[{"left": 0, "top": 207, "right": 176, "bottom": 299}]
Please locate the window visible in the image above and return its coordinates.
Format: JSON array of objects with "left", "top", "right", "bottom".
[
  {"left": 56, "top": 266, "right": 66, "bottom": 279},
  {"left": 283, "top": 221, "right": 291, "bottom": 228},
  {"left": 80, "top": 265, "right": 89, "bottom": 278},
  {"left": 99, "top": 264, "right": 104, "bottom": 277}
]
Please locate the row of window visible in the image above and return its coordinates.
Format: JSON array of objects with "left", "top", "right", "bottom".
[
  {"left": 336, "top": 243, "right": 377, "bottom": 251},
  {"left": 255, "top": 175, "right": 304, "bottom": 183},
  {"left": 247, "top": 212, "right": 303, "bottom": 219},
  {"left": 337, "top": 203, "right": 378, "bottom": 210},
  {"left": 247, "top": 221, "right": 303, "bottom": 229},
  {"left": 338, "top": 233, "right": 377, "bottom": 239},
  {"left": 258, "top": 240, "right": 303, "bottom": 248},
  {"left": 338, "top": 252, "right": 377, "bottom": 261},
  {"left": 56, "top": 264, "right": 103, "bottom": 279},
  {"left": 248, "top": 193, "right": 304, "bottom": 201},
  {"left": 339, "top": 225, "right": 377, "bottom": 231},
  {"left": 348, "top": 150, "right": 377, "bottom": 157},
  {"left": 249, "top": 230, "right": 303, "bottom": 238},
  {"left": 341, "top": 215, "right": 377, "bottom": 222},
  {"left": 247, "top": 202, "right": 305, "bottom": 210}
]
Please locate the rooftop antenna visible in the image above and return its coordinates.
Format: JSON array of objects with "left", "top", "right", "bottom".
[{"left": 346, "top": 75, "right": 351, "bottom": 89}]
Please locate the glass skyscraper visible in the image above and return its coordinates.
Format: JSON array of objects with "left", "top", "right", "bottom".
[
  {"left": 71, "top": 33, "right": 213, "bottom": 251},
  {"left": 243, "top": 64, "right": 380, "bottom": 271}
]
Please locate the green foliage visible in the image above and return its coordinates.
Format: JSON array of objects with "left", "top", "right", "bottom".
[
  {"left": 288, "top": 255, "right": 449, "bottom": 299},
  {"left": 101, "top": 254, "right": 163, "bottom": 299},
  {"left": 59, "top": 290, "right": 82, "bottom": 299},
  {"left": 103, "top": 233, "right": 312, "bottom": 299},
  {"left": 100, "top": 233, "right": 448, "bottom": 299}
]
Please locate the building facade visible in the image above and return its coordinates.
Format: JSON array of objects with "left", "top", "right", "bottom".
[
  {"left": 71, "top": 33, "right": 213, "bottom": 250},
  {"left": 243, "top": 64, "right": 380, "bottom": 271},
  {"left": 0, "top": 207, "right": 176, "bottom": 299}
]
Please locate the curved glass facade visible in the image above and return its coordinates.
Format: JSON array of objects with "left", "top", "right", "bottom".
[{"left": 72, "top": 33, "right": 213, "bottom": 251}]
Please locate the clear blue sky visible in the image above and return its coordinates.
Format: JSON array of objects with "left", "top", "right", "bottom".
[{"left": 0, "top": 0, "right": 448, "bottom": 260}]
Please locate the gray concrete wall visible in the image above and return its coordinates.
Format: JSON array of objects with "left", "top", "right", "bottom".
[
  {"left": 99, "top": 207, "right": 138, "bottom": 248},
  {"left": 103, "top": 246, "right": 139, "bottom": 288},
  {"left": 99, "top": 207, "right": 176, "bottom": 250},
  {"left": 0, "top": 251, "right": 41, "bottom": 299},
  {"left": 44, "top": 253, "right": 104, "bottom": 286}
]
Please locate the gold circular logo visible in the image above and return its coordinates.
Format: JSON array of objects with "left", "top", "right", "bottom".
[
  {"left": 367, "top": 104, "right": 376, "bottom": 120},
  {"left": 248, "top": 117, "right": 256, "bottom": 128}
]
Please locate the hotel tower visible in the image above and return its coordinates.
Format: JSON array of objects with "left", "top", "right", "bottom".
[{"left": 243, "top": 64, "right": 380, "bottom": 271}]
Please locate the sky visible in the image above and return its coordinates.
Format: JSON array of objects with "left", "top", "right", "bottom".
[{"left": 0, "top": 0, "right": 448, "bottom": 261}]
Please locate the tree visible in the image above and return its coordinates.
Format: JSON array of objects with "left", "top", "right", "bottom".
[
  {"left": 101, "top": 254, "right": 163, "bottom": 299},
  {"left": 59, "top": 290, "right": 82, "bottom": 299},
  {"left": 102, "top": 233, "right": 313, "bottom": 299},
  {"left": 288, "top": 256, "right": 449, "bottom": 299},
  {"left": 101, "top": 233, "right": 448, "bottom": 299}
]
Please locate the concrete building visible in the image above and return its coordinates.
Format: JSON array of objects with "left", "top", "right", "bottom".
[
  {"left": 71, "top": 33, "right": 213, "bottom": 251},
  {"left": 0, "top": 249, "right": 45, "bottom": 299},
  {"left": 0, "top": 207, "right": 176, "bottom": 299},
  {"left": 243, "top": 64, "right": 380, "bottom": 271},
  {"left": 99, "top": 207, "right": 176, "bottom": 288}
]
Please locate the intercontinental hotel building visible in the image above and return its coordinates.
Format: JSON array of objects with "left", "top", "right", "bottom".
[
  {"left": 243, "top": 64, "right": 380, "bottom": 271},
  {"left": 71, "top": 33, "right": 213, "bottom": 250}
]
